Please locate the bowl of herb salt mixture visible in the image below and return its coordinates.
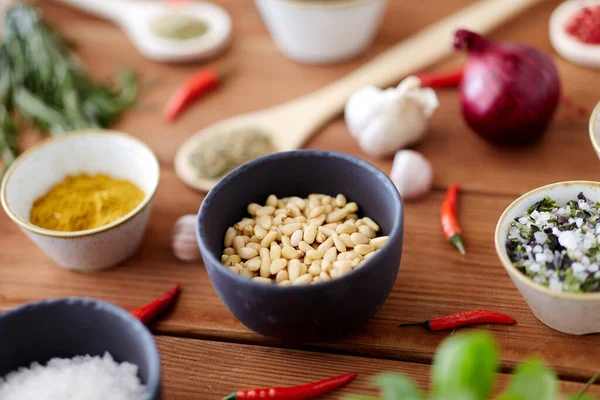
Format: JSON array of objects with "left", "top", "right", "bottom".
[
  {"left": 0, "top": 297, "right": 160, "bottom": 400},
  {"left": 0, "top": 130, "right": 160, "bottom": 272},
  {"left": 495, "top": 181, "right": 600, "bottom": 335}
]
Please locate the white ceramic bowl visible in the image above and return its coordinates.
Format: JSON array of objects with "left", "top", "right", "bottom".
[
  {"left": 254, "top": 0, "right": 388, "bottom": 64},
  {"left": 1, "top": 131, "right": 160, "bottom": 272},
  {"left": 589, "top": 101, "right": 600, "bottom": 159},
  {"left": 495, "top": 181, "right": 600, "bottom": 335}
]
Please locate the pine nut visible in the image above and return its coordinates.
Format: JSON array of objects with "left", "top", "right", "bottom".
[
  {"left": 363, "top": 217, "right": 380, "bottom": 232},
  {"left": 290, "top": 230, "right": 303, "bottom": 247},
  {"left": 324, "top": 205, "right": 333, "bottom": 213},
  {"left": 245, "top": 257, "right": 261, "bottom": 272},
  {"left": 266, "top": 194, "right": 278, "bottom": 206},
  {"left": 253, "top": 277, "right": 272, "bottom": 284},
  {"left": 289, "top": 197, "right": 306, "bottom": 210},
  {"left": 321, "top": 259, "right": 332, "bottom": 272},
  {"left": 351, "top": 258, "right": 361, "bottom": 267},
  {"left": 340, "top": 233, "right": 354, "bottom": 248},
  {"left": 308, "top": 264, "right": 321, "bottom": 276},
  {"left": 311, "top": 259, "right": 322, "bottom": 267},
  {"left": 323, "top": 247, "right": 337, "bottom": 263},
  {"left": 293, "top": 274, "right": 313, "bottom": 285},
  {"left": 224, "top": 227, "right": 237, "bottom": 247},
  {"left": 250, "top": 235, "right": 260, "bottom": 243},
  {"left": 306, "top": 250, "right": 324, "bottom": 260},
  {"left": 255, "top": 206, "right": 275, "bottom": 216},
  {"left": 345, "top": 202, "right": 358, "bottom": 213},
  {"left": 358, "top": 225, "right": 377, "bottom": 239},
  {"left": 347, "top": 213, "right": 358, "bottom": 221},
  {"left": 240, "top": 268, "right": 254, "bottom": 279},
  {"left": 281, "top": 235, "right": 291, "bottom": 247},
  {"left": 276, "top": 270, "right": 289, "bottom": 283},
  {"left": 323, "top": 223, "right": 339, "bottom": 230},
  {"left": 312, "top": 277, "right": 321, "bottom": 284},
  {"left": 317, "top": 237, "right": 333, "bottom": 253},
  {"left": 315, "top": 232, "right": 326, "bottom": 243},
  {"left": 310, "top": 214, "right": 327, "bottom": 227},
  {"left": 257, "top": 215, "right": 272, "bottom": 230},
  {"left": 285, "top": 202, "right": 301, "bottom": 217},
  {"left": 278, "top": 280, "right": 291, "bottom": 286},
  {"left": 298, "top": 241, "right": 312, "bottom": 253},
  {"left": 270, "top": 258, "right": 287, "bottom": 275},
  {"left": 318, "top": 226, "right": 336, "bottom": 237},
  {"left": 320, "top": 271, "right": 331, "bottom": 281},
  {"left": 225, "top": 255, "right": 242, "bottom": 266},
  {"left": 335, "top": 194, "right": 347, "bottom": 208},
  {"left": 239, "top": 247, "right": 258, "bottom": 260},
  {"left": 338, "top": 263, "right": 353, "bottom": 276},
  {"left": 326, "top": 208, "right": 348, "bottom": 223},
  {"left": 233, "top": 263, "right": 244, "bottom": 272},
  {"left": 333, "top": 260, "right": 352, "bottom": 270},
  {"left": 350, "top": 232, "right": 369, "bottom": 245},
  {"left": 260, "top": 247, "right": 270, "bottom": 278},
  {"left": 300, "top": 262, "right": 308, "bottom": 275},
  {"left": 246, "top": 242, "right": 262, "bottom": 252},
  {"left": 310, "top": 206, "right": 326, "bottom": 218},
  {"left": 339, "top": 251, "right": 361, "bottom": 261},
  {"left": 284, "top": 216, "right": 305, "bottom": 224},
  {"left": 336, "top": 223, "right": 355, "bottom": 235},
  {"left": 260, "top": 231, "right": 278, "bottom": 248},
  {"left": 273, "top": 214, "right": 286, "bottom": 226},
  {"left": 233, "top": 236, "right": 245, "bottom": 253},
  {"left": 242, "top": 225, "right": 253, "bottom": 236},
  {"left": 321, "top": 195, "right": 332, "bottom": 205},
  {"left": 221, "top": 254, "right": 228, "bottom": 262},
  {"left": 228, "top": 266, "right": 239, "bottom": 275},
  {"left": 288, "top": 259, "right": 301, "bottom": 282},
  {"left": 253, "top": 224, "right": 267, "bottom": 239},
  {"left": 330, "top": 268, "right": 339, "bottom": 279},
  {"left": 282, "top": 245, "right": 300, "bottom": 260},
  {"left": 280, "top": 223, "right": 303, "bottom": 237},
  {"left": 331, "top": 233, "right": 346, "bottom": 253},
  {"left": 303, "top": 222, "right": 318, "bottom": 244},
  {"left": 270, "top": 242, "right": 281, "bottom": 260},
  {"left": 363, "top": 250, "right": 379, "bottom": 261},
  {"left": 247, "top": 203, "right": 261, "bottom": 216},
  {"left": 303, "top": 255, "right": 311, "bottom": 265},
  {"left": 370, "top": 236, "right": 388, "bottom": 249}
]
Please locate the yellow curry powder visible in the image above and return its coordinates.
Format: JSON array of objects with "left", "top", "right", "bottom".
[{"left": 30, "top": 173, "right": 145, "bottom": 232}]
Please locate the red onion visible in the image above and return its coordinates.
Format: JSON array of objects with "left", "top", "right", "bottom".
[{"left": 453, "top": 29, "right": 561, "bottom": 146}]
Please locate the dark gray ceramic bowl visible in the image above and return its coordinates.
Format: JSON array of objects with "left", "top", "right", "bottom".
[
  {"left": 197, "top": 150, "right": 404, "bottom": 341},
  {"left": 0, "top": 297, "right": 161, "bottom": 399}
]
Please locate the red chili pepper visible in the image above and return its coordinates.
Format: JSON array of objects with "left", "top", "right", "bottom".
[
  {"left": 415, "top": 66, "right": 463, "bottom": 88},
  {"left": 441, "top": 183, "right": 466, "bottom": 255},
  {"left": 163, "top": 66, "right": 227, "bottom": 122},
  {"left": 221, "top": 372, "right": 357, "bottom": 400},
  {"left": 131, "top": 284, "right": 181, "bottom": 325},
  {"left": 399, "top": 310, "right": 517, "bottom": 331}
]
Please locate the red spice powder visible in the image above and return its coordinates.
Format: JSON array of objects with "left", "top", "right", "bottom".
[{"left": 565, "top": 5, "right": 600, "bottom": 44}]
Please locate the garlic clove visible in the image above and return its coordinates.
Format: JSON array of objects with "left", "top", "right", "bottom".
[
  {"left": 344, "top": 86, "right": 385, "bottom": 139},
  {"left": 390, "top": 150, "right": 433, "bottom": 200},
  {"left": 172, "top": 214, "right": 202, "bottom": 262}
]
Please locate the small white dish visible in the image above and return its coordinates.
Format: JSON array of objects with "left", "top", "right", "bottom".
[
  {"left": 1, "top": 131, "right": 160, "bottom": 272},
  {"left": 55, "top": 0, "right": 232, "bottom": 63},
  {"left": 549, "top": 0, "right": 600, "bottom": 70},
  {"left": 495, "top": 181, "right": 600, "bottom": 335},
  {"left": 254, "top": 0, "right": 388, "bottom": 64},
  {"left": 589, "top": 101, "right": 600, "bottom": 159}
]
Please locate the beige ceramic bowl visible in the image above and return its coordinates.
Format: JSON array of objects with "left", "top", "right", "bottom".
[
  {"left": 495, "top": 181, "right": 600, "bottom": 335},
  {"left": 1, "top": 131, "right": 160, "bottom": 272}
]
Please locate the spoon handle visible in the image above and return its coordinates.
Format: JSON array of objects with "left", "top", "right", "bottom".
[
  {"left": 275, "top": 0, "right": 543, "bottom": 150},
  {"left": 54, "top": 0, "right": 129, "bottom": 22}
]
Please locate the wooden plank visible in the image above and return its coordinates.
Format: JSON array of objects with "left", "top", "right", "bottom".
[
  {"left": 38, "top": 0, "right": 600, "bottom": 199},
  {"left": 157, "top": 336, "right": 600, "bottom": 399},
  {"left": 2, "top": 179, "right": 600, "bottom": 380}
]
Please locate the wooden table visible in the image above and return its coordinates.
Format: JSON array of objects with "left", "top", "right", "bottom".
[{"left": 3, "top": 0, "right": 600, "bottom": 398}]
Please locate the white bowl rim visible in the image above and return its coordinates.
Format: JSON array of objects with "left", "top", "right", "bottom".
[
  {"left": 495, "top": 180, "right": 600, "bottom": 301},
  {"left": 0, "top": 130, "right": 160, "bottom": 239},
  {"left": 589, "top": 101, "right": 600, "bottom": 157},
  {"left": 261, "top": 0, "right": 381, "bottom": 10}
]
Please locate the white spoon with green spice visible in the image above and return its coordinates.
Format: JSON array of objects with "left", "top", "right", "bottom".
[
  {"left": 54, "top": 0, "right": 231, "bottom": 63},
  {"left": 175, "top": 0, "right": 542, "bottom": 192}
]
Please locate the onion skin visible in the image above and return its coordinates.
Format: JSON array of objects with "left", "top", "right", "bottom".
[{"left": 454, "top": 29, "right": 561, "bottom": 146}]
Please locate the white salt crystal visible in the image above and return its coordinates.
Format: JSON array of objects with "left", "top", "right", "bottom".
[
  {"left": 588, "top": 264, "right": 599, "bottom": 273},
  {"left": 575, "top": 218, "right": 584, "bottom": 228},
  {"left": 534, "top": 231, "right": 548, "bottom": 244},
  {"left": 535, "top": 253, "right": 546, "bottom": 263},
  {"left": 549, "top": 279, "right": 563, "bottom": 291},
  {"left": 0, "top": 352, "right": 146, "bottom": 400},
  {"left": 559, "top": 231, "right": 578, "bottom": 251},
  {"left": 529, "top": 263, "right": 541, "bottom": 273},
  {"left": 533, "top": 245, "right": 543, "bottom": 253}
]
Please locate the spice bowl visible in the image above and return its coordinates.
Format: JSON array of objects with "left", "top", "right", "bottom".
[
  {"left": 0, "top": 130, "right": 160, "bottom": 272},
  {"left": 197, "top": 150, "right": 404, "bottom": 341},
  {"left": 589, "top": 101, "right": 600, "bottom": 159},
  {"left": 0, "top": 297, "right": 161, "bottom": 399},
  {"left": 495, "top": 181, "right": 600, "bottom": 335},
  {"left": 254, "top": 0, "right": 388, "bottom": 64}
]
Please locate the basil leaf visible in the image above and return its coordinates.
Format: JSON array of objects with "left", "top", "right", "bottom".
[
  {"left": 497, "top": 359, "right": 557, "bottom": 400},
  {"left": 372, "top": 373, "right": 425, "bottom": 400},
  {"left": 432, "top": 331, "right": 498, "bottom": 400}
]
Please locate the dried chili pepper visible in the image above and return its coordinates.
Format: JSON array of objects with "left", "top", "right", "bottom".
[
  {"left": 441, "top": 183, "right": 466, "bottom": 255},
  {"left": 164, "top": 66, "right": 228, "bottom": 122},
  {"left": 131, "top": 284, "right": 181, "bottom": 325},
  {"left": 222, "top": 372, "right": 357, "bottom": 400},
  {"left": 399, "top": 310, "right": 517, "bottom": 331},
  {"left": 415, "top": 66, "right": 463, "bottom": 88}
]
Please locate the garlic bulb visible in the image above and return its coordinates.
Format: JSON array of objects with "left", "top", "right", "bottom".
[
  {"left": 390, "top": 150, "right": 433, "bottom": 200},
  {"left": 172, "top": 214, "right": 202, "bottom": 262},
  {"left": 344, "top": 76, "right": 439, "bottom": 158}
]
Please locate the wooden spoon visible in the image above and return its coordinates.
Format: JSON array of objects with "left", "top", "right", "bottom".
[{"left": 175, "top": 0, "right": 543, "bottom": 192}]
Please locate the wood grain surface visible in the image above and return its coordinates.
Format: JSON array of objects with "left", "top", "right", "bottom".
[{"left": 2, "top": 0, "right": 600, "bottom": 397}]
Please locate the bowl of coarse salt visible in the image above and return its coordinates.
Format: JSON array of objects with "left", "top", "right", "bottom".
[
  {"left": 0, "top": 297, "right": 161, "bottom": 399},
  {"left": 495, "top": 181, "right": 600, "bottom": 335}
]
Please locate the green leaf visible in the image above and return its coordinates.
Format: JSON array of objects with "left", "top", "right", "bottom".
[
  {"left": 496, "top": 359, "right": 557, "bottom": 400},
  {"left": 372, "top": 373, "right": 425, "bottom": 400},
  {"left": 432, "top": 331, "right": 498, "bottom": 400}
]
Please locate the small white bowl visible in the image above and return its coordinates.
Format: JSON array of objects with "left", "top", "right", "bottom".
[
  {"left": 589, "top": 101, "right": 600, "bottom": 159},
  {"left": 495, "top": 181, "right": 600, "bottom": 335},
  {"left": 254, "top": 0, "right": 388, "bottom": 64},
  {"left": 1, "top": 131, "right": 160, "bottom": 272}
]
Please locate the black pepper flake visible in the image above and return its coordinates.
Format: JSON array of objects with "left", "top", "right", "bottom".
[
  {"left": 547, "top": 234, "right": 563, "bottom": 252},
  {"left": 578, "top": 192, "right": 587, "bottom": 202}
]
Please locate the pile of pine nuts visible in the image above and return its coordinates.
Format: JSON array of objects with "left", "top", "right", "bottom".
[{"left": 221, "top": 193, "right": 388, "bottom": 286}]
